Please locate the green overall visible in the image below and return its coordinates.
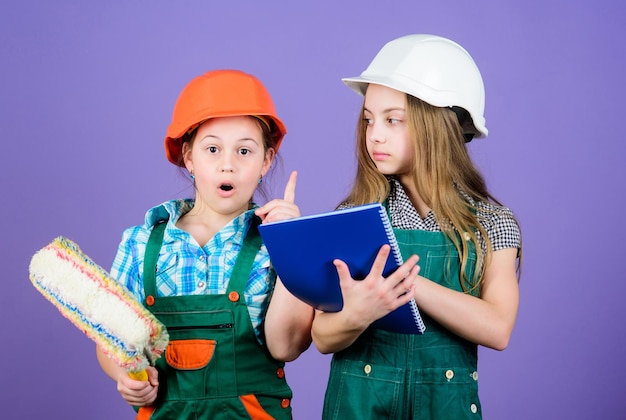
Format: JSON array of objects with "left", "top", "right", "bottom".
[
  {"left": 138, "top": 216, "right": 293, "bottom": 420},
  {"left": 323, "top": 226, "right": 482, "bottom": 419}
]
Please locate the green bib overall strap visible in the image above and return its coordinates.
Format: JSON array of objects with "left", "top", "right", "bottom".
[
  {"left": 227, "top": 215, "right": 263, "bottom": 293},
  {"left": 143, "top": 219, "right": 167, "bottom": 303}
]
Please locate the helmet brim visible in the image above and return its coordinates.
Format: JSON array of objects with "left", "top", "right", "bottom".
[{"left": 342, "top": 75, "right": 487, "bottom": 139}]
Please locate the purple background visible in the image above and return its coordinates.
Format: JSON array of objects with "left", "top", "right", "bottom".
[{"left": 2, "top": 1, "right": 625, "bottom": 418}]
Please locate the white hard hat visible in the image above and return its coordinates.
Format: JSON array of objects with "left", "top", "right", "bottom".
[{"left": 342, "top": 34, "right": 488, "bottom": 139}]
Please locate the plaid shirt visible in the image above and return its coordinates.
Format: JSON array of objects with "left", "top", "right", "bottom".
[
  {"left": 339, "top": 177, "right": 521, "bottom": 255},
  {"left": 386, "top": 178, "right": 521, "bottom": 252},
  {"left": 110, "top": 199, "right": 275, "bottom": 339}
]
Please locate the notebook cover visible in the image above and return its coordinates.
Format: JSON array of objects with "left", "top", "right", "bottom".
[{"left": 258, "top": 203, "right": 425, "bottom": 334}]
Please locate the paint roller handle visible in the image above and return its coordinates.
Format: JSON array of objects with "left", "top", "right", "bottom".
[
  {"left": 128, "top": 370, "right": 149, "bottom": 381},
  {"left": 128, "top": 348, "right": 155, "bottom": 381}
]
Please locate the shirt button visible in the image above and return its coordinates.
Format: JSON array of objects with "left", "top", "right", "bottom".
[
  {"left": 280, "top": 398, "right": 290, "bottom": 408},
  {"left": 445, "top": 369, "right": 454, "bottom": 380},
  {"left": 472, "top": 371, "right": 478, "bottom": 381},
  {"left": 364, "top": 364, "right": 372, "bottom": 375},
  {"left": 470, "top": 403, "right": 478, "bottom": 414},
  {"left": 199, "top": 255, "right": 205, "bottom": 261},
  {"left": 197, "top": 281, "right": 206, "bottom": 289}
]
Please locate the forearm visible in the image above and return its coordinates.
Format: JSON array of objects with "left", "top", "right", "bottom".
[
  {"left": 311, "top": 309, "right": 370, "bottom": 354},
  {"left": 264, "top": 279, "right": 314, "bottom": 361},
  {"left": 414, "top": 274, "right": 518, "bottom": 350},
  {"left": 96, "top": 345, "right": 127, "bottom": 382}
]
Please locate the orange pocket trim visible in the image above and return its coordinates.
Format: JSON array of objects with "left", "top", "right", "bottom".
[
  {"left": 240, "top": 394, "right": 276, "bottom": 420},
  {"left": 136, "top": 406, "right": 155, "bottom": 420},
  {"left": 165, "top": 339, "right": 216, "bottom": 370}
]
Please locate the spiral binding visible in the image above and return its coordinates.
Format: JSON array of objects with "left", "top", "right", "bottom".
[{"left": 378, "top": 205, "right": 427, "bottom": 334}]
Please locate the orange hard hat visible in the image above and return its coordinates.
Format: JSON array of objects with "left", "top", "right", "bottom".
[{"left": 164, "top": 69, "right": 287, "bottom": 166}]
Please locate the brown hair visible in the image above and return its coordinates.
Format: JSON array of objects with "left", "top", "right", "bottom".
[{"left": 344, "top": 94, "right": 520, "bottom": 292}]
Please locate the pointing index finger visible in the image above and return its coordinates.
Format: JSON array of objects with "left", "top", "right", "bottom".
[{"left": 283, "top": 171, "right": 297, "bottom": 203}]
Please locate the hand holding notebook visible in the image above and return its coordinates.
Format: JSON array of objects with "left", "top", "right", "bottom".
[{"left": 259, "top": 203, "right": 425, "bottom": 334}]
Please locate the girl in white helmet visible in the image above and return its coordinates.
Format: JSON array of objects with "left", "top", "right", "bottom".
[
  {"left": 312, "top": 35, "right": 522, "bottom": 419},
  {"left": 96, "top": 69, "right": 314, "bottom": 419}
]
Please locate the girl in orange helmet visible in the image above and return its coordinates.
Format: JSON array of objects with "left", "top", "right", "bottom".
[{"left": 96, "top": 69, "right": 314, "bottom": 419}]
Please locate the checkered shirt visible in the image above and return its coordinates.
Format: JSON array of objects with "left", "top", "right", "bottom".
[{"left": 339, "top": 177, "right": 521, "bottom": 255}]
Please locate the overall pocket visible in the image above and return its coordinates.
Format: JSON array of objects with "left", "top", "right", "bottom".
[
  {"left": 423, "top": 250, "right": 477, "bottom": 295},
  {"left": 154, "top": 309, "right": 235, "bottom": 400},
  {"left": 412, "top": 366, "right": 481, "bottom": 419},
  {"left": 166, "top": 339, "right": 216, "bottom": 370},
  {"left": 324, "top": 358, "right": 404, "bottom": 420}
]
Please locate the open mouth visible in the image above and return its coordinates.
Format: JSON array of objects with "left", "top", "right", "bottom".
[{"left": 219, "top": 184, "right": 234, "bottom": 191}]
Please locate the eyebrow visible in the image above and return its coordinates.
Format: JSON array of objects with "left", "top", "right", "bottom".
[
  {"left": 198, "top": 135, "right": 260, "bottom": 143},
  {"left": 363, "top": 106, "right": 406, "bottom": 114}
]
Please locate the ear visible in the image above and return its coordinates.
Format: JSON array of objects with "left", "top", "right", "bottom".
[
  {"left": 181, "top": 141, "right": 193, "bottom": 172},
  {"left": 261, "top": 147, "right": 275, "bottom": 177}
]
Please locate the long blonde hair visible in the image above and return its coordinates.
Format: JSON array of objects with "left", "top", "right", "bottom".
[{"left": 344, "top": 94, "right": 517, "bottom": 292}]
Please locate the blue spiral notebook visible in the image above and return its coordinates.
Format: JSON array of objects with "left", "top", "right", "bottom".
[{"left": 258, "top": 203, "right": 425, "bottom": 334}]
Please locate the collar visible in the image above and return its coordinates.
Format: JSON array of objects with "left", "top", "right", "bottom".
[{"left": 144, "top": 199, "right": 259, "bottom": 244}]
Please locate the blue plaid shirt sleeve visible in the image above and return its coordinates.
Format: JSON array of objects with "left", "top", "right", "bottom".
[{"left": 110, "top": 225, "right": 149, "bottom": 302}]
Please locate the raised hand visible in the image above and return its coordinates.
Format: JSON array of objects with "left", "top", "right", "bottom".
[{"left": 255, "top": 171, "right": 301, "bottom": 223}]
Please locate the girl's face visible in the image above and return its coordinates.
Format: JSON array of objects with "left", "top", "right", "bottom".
[
  {"left": 183, "top": 116, "right": 274, "bottom": 218},
  {"left": 363, "top": 84, "right": 414, "bottom": 177}
]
